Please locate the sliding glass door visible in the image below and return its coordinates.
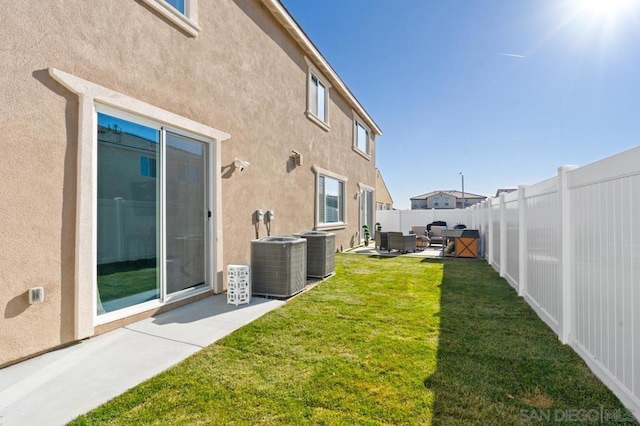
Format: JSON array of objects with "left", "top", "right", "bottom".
[
  {"left": 96, "top": 112, "right": 209, "bottom": 317},
  {"left": 360, "top": 189, "right": 374, "bottom": 241},
  {"left": 165, "top": 133, "right": 207, "bottom": 294}
]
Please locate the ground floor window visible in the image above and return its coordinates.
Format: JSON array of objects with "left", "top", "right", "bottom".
[
  {"left": 312, "top": 166, "right": 347, "bottom": 229},
  {"left": 319, "top": 175, "right": 344, "bottom": 224}
]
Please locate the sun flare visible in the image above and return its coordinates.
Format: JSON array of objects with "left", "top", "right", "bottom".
[{"left": 579, "top": 0, "right": 635, "bottom": 16}]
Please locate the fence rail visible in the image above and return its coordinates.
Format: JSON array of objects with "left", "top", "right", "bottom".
[
  {"left": 376, "top": 209, "right": 472, "bottom": 234},
  {"left": 97, "top": 198, "right": 156, "bottom": 264},
  {"left": 469, "top": 146, "right": 640, "bottom": 422}
]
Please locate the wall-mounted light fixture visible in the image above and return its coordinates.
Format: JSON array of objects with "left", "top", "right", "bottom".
[
  {"left": 291, "top": 150, "right": 303, "bottom": 167},
  {"left": 234, "top": 158, "right": 250, "bottom": 171}
]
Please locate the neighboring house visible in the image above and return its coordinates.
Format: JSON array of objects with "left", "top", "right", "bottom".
[
  {"left": 410, "top": 190, "right": 486, "bottom": 210},
  {"left": 0, "top": 0, "right": 381, "bottom": 367},
  {"left": 495, "top": 188, "right": 517, "bottom": 197},
  {"left": 375, "top": 169, "right": 394, "bottom": 210}
]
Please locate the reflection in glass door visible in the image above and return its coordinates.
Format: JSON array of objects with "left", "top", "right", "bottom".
[
  {"left": 96, "top": 112, "right": 209, "bottom": 317},
  {"left": 96, "top": 113, "right": 160, "bottom": 314},
  {"left": 166, "top": 133, "right": 206, "bottom": 295}
]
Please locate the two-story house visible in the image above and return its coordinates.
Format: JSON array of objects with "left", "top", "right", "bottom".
[
  {"left": 410, "top": 190, "right": 486, "bottom": 209},
  {"left": 375, "top": 169, "right": 394, "bottom": 210},
  {"left": 0, "top": 0, "right": 381, "bottom": 367}
]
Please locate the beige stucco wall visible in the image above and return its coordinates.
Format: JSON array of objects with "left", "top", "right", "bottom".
[
  {"left": 0, "top": 0, "right": 377, "bottom": 366},
  {"left": 375, "top": 169, "right": 393, "bottom": 210},
  {"left": 423, "top": 196, "right": 456, "bottom": 209},
  {"left": 413, "top": 197, "right": 456, "bottom": 209}
]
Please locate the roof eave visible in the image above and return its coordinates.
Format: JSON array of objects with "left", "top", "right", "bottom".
[
  {"left": 260, "top": 0, "right": 382, "bottom": 136},
  {"left": 376, "top": 169, "right": 394, "bottom": 204}
]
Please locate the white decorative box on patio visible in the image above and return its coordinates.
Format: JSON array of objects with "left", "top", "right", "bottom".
[{"left": 227, "top": 264, "right": 251, "bottom": 306}]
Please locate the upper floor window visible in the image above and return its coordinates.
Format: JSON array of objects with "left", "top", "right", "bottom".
[
  {"left": 305, "top": 58, "right": 331, "bottom": 131},
  {"left": 165, "top": 0, "right": 185, "bottom": 13},
  {"left": 139, "top": 0, "right": 201, "bottom": 37},
  {"left": 353, "top": 115, "right": 371, "bottom": 158},
  {"left": 311, "top": 75, "right": 327, "bottom": 122}
]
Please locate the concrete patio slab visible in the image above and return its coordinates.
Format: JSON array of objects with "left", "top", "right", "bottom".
[
  {"left": 0, "top": 294, "right": 285, "bottom": 426},
  {"left": 346, "top": 242, "right": 444, "bottom": 258}
]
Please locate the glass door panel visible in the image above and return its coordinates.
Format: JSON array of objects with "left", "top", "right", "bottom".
[
  {"left": 165, "top": 132, "right": 207, "bottom": 294},
  {"left": 360, "top": 190, "right": 374, "bottom": 241},
  {"left": 366, "top": 190, "right": 374, "bottom": 231},
  {"left": 96, "top": 113, "right": 160, "bottom": 314}
]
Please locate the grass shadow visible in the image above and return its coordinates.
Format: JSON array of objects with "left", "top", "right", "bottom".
[
  {"left": 366, "top": 254, "right": 405, "bottom": 260},
  {"left": 70, "top": 255, "right": 635, "bottom": 424},
  {"left": 425, "top": 259, "right": 635, "bottom": 424}
]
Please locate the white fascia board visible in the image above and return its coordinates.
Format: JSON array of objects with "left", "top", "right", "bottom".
[{"left": 261, "top": 0, "right": 382, "bottom": 136}]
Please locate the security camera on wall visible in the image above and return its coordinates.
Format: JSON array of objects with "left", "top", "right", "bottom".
[{"left": 233, "top": 159, "right": 250, "bottom": 171}]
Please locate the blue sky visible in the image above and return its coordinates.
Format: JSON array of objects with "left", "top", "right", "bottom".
[{"left": 283, "top": 0, "right": 640, "bottom": 209}]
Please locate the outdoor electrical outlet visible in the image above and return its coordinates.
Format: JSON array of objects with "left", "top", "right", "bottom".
[{"left": 29, "top": 287, "right": 44, "bottom": 304}]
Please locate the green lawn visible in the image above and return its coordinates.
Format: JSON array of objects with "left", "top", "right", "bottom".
[{"left": 72, "top": 255, "right": 633, "bottom": 425}]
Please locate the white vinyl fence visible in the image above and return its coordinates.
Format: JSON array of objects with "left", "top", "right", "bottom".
[
  {"left": 470, "top": 146, "right": 640, "bottom": 422},
  {"left": 376, "top": 208, "right": 472, "bottom": 234},
  {"left": 97, "top": 198, "right": 156, "bottom": 264}
]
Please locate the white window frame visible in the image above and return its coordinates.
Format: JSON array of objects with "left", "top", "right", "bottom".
[
  {"left": 352, "top": 112, "right": 371, "bottom": 159},
  {"left": 94, "top": 107, "right": 214, "bottom": 325},
  {"left": 140, "top": 156, "right": 157, "bottom": 178},
  {"left": 139, "top": 0, "right": 201, "bottom": 37},
  {"left": 434, "top": 198, "right": 440, "bottom": 207},
  {"left": 48, "top": 68, "right": 230, "bottom": 339},
  {"left": 312, "top": 166, "right": 347, "bottom": 230},
  {"left": 304, "top": 58, "right": 331, "bottom": 131}
]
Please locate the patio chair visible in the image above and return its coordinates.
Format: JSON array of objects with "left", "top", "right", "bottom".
[
  {"left": 387, "top": 232, "right": 416, "bottom": 253},
  {"left": 426, "top": 221, "right": 447, "bottom": 231},
  {"left": 410, "top": 226, "right": 430, "bottom": 250},
  {"left": 375, "top": 231, "right": 388, "bottom": 251},
  {"left": 410, "top": 226, "right": 427, "bottom": 236},
  {"left": 427, "top": 226, "right": 446, "bottom": 247}
]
